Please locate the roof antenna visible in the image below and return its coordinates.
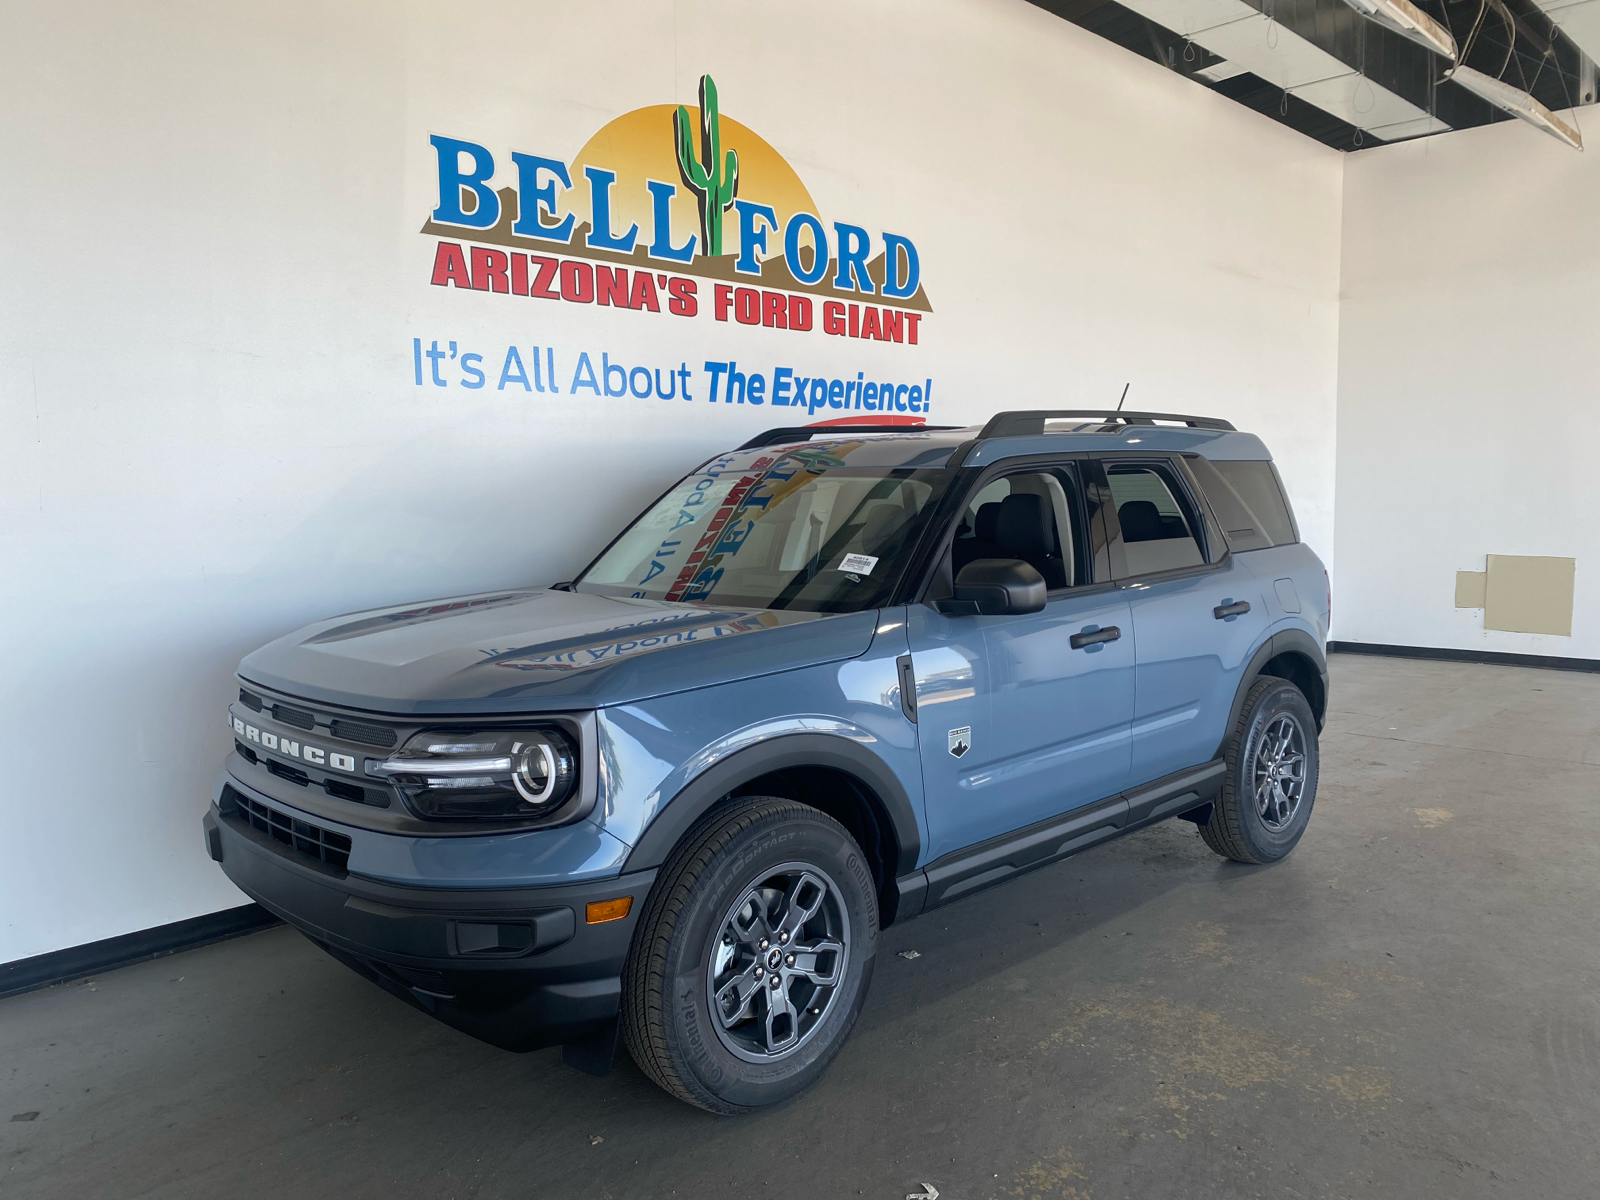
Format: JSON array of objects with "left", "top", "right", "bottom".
[{"left": 1116, "top": 382, "right": 1130, "bottom": 411}]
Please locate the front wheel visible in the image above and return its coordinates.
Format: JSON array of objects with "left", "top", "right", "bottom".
[
  {"left": 621, "top": 797, "right": 878, "bottom": 1113},
  {"left": 1198, "top": 676, "right": 1320, "bottom": 864}
]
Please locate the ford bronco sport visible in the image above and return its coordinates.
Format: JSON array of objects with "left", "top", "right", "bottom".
[{"left": 204, "top": 409, "right": 1328, "bottom": 1113}]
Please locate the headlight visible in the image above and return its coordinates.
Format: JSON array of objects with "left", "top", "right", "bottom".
[{"left": 378, "top": 728, "right": 577, "bottom": 820}]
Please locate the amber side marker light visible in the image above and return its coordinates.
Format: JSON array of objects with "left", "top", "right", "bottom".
[{"left": 586, "top": 896, "right": 633, "bottom": 924}]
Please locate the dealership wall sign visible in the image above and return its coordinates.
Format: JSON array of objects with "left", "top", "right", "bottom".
[{"left": 414, "top": 75, "right": 933, "bottom": 418}]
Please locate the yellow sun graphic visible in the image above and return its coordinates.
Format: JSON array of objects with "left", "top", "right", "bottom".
[{"left": 567, "top": 105, "right": 819, "bottom": 261}]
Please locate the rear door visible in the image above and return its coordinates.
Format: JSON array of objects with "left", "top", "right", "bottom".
[
  {"left": 1095, "top": 455, "right": 1266, "bottom": 795},
  {"left": 908, "top": 459, "right": 1135, "bottom": 862}
]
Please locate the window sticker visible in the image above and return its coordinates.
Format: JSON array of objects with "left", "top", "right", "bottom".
[{"left": 837, "top": 553, "right": 879, "bottom": 575}]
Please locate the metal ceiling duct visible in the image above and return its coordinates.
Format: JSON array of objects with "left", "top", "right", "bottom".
[
  {"left": 1337, "top": 0, "right": 1459, "bottom": 60},
  {"left": 1445, "top": 63, "right": 1584, "bottom": 146}
]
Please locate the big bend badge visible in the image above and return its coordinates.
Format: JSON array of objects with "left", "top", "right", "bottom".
[{"left": 947, "top": 727, "right": 971, "bottom": 758}]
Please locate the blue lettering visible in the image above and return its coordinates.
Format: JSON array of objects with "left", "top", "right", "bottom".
[
  {"left": 704, "top": 361, "right": 728, "bottom": 402},
  {"left": 602, "top": 353, "right": 626, "bottom": 397},
  {"left": 881, "top": 233, "right": 920, "bottom": 298},
  {"left": 584, "top": 166, "right": 638, "bottom": 252},
  {"left": 733, "top": 200, "right": 779, "bottom": 275},
  {"left": 570, "top": 352, "right": 600, "bottom": 394},
  {"left": 510, "top": 153, "right": 573, "bottom": 241},
  {"left": 497, "top": 346, "right": 530, "bottom": 391},
  {"left": 431, "top": 136, "right": 499, "bottom": 228},
  {"left": 646, "top": 180, "right": 696, "bottom": 262},
  {"left": 783, "top": 213, "right": 829, "bottom": 285},
  {"left": 832, "top": 222, "right": 875, "bottom": 294}
]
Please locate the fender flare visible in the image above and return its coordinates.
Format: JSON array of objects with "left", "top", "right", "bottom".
[
  {"left": 1216, "top": 627, "right": 1329, "bottom": 759},
  {"left": 620, "top": 732, "right": 922, "bottom": 877}
]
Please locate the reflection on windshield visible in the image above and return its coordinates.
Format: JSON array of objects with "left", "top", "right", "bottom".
[{"left": 577, "top": 444, "right": 951, "bottom": 613}]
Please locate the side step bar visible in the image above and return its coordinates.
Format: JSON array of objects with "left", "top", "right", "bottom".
[{"left": 894, "top": 759, "right": 1225, "bottom": 920}]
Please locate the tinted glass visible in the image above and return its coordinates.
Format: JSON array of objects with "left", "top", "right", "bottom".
[
  {"left": 950, "top": 467, "right": 1095, "bottom": 588},
  {"left": 1104, "top": 462, "right": 1205, "bottom": 576},
  {"left": 1188, "top": 457, "right": 1297, "bottom": 551},
  {"left": 578, "top": 448, "right": 952, "bottom": 612}
]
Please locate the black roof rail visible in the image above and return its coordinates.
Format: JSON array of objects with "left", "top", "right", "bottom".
[
  {"left": 977, "top": 410, "right": 1236, "bottom": 438},
  {"left": 737, "top": 424, "right": 961, "bottom": 450}
]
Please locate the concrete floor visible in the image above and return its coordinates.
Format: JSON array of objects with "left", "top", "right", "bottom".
[{"left": 5, "top": 654, "right": 1600, "bottom": 1199}]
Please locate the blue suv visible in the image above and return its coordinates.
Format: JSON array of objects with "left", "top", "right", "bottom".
[{"left": 204, "top": 409, "right": 1328, "bottom": 1113}]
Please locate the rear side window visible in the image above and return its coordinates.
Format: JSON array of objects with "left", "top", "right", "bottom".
[
  {"left": 1103, "top": 462, "right": 1206, "bottom": 576},
  {"left": 1187, "top": 458, "right": 1298, "bottom": 551}
]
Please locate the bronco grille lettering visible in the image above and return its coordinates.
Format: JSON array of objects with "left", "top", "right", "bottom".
[{"left": 230, "top": 709, "right": 354, "bottom": 773}]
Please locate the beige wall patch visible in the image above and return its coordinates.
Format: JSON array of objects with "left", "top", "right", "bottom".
[
  {"left": 1483, "top": 555, "right": 1576, "bottom": 636},
  {"left": 1454, "top": 570, "right": 1486, "bottom": 608}
]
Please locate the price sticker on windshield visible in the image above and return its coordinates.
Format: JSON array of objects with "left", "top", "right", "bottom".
[{"left": 836, "top": 553, "right": 879, "bottom": 576}]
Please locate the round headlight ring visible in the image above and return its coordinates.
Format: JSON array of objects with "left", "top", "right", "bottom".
[{"left": 511, "top": 731, "right": 575, "bottom": 808}]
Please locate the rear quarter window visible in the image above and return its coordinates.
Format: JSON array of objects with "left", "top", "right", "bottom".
[{"left": 1188, "top": 458, "right": 1298, "bottom": 551}]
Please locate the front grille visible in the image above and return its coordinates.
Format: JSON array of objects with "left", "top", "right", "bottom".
[
  {"left": 234, "top": 741, "right": 389, "bottom": 808},
  {"left": 271, "top": 702, "right": 315, "bottom": 731},
  {"left": 331, "top": 718, "right": 397, "bottom": 748},
  {"left": 324, "top": 777, "right": 390, "bottom": 808},
  {"left": 267, "top": 759, "right": 310, "bottom": 787},
  {"left": 222, "top": 784, "right": 351, "bottom": 872},
  {"left": 239, "top": 688, "right": 263, "bottom": 712}
]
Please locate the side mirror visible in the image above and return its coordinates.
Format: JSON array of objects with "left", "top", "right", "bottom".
[{"left": 937, "top": 558, "right": 1048, "bottom": 616}]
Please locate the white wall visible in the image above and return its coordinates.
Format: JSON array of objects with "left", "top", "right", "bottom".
[
  {"left": 0, "top": 0, "right": 1343, "bottom": 963},
  {"left": 1336, "top": 116, "right": 1600, "bottom": 658}
]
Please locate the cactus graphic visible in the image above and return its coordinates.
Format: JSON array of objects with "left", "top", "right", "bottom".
[{"left": 674, "top": 74, "right": 739, "bottom": 258}]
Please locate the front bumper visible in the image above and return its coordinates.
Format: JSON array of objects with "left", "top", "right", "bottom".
[{"left": 203, "top": 789, "right": 656, "bottom": 1053}]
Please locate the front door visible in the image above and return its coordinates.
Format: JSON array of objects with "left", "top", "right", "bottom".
[{"left": 908, "top": 462, "right": 1136, "bottom": 863}]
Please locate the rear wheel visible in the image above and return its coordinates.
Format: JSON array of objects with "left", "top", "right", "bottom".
[
  {"left": 1198, "top": 676, "right": 1319, "bottom": 864},
  {"left": 621, "top": 797, "right": 878, "bottom": 1113}
]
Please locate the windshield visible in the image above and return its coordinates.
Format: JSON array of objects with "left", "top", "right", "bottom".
[{"left": 576, "top": 446, "right": 953, "bottom": 612}]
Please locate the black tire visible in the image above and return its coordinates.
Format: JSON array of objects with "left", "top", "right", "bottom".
[
  {"left": 621, "top": 796, "right": 878, "bottom": 1113},
  {"left": 1198, "top": 675, "right": 1320, "bottom": 864}
]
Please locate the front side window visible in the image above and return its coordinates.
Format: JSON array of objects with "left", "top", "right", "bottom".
[
  {"left": 1104, "top": 461, "right": 1206, "bottom": 576},
  {"left": 577, "top": 446, "right": 952, "bottom": 612},
  {"left": 948, "top": 466, "right": 1098, "bottom": 589}
]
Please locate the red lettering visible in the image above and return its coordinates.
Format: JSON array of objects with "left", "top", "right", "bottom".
[
  {"left": 881, "top": 309, "right": 904, "bottom": 343},
  {"left": 470, "top": 246, "right": 509, "bottom": 293},
  {"left": 560, "top": 260, "right": 594, "bottom": 303},
  {"left": 906, "top": 312, "right": 921, "bottom": 345},
  {"left": 734, "top": 286, "right": 760, "bottom": 325},
  {"left": 429, "top": 241, "right": 470, "bottom": 288},
  {"left": 823, "top": 301, "right": 846, "bottom": 336},
  {"left": 714, "top": 283, "right": 733, "bottom": 321},
  {"left": 595, "top": 265, "right": 629, "bottom": 307},
  {"left": 630, "top": 271, "right": 661, "bottom": 312},
  {"left": 528, "top": 255, "right": 560, "bottom": 300},
  {"left": 861, "top": 306, "right": 882, "bottom": 341},
  {"left": 668, "top": 276, "right": 698, "bottom": 316},
  {"left": 509, "top": 253, "right": 528, "bottom": 297},
  {"left": 848, "top": 303, "right": 859, "bottom": 338},
  {"left": 788, "top": 295, "right": 813, "bottom": 331},
  {"left": 762, "top": 290, "right": 788, "bottom": 328}
]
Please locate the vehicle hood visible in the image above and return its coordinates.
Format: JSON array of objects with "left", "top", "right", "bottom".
[{"left": 238, "top": 588, "right": 879, "bottom": 715}]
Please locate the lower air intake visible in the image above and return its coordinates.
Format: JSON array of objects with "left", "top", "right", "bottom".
[{"left": 221, "top": 784, "right": 351, "bottom": 873}]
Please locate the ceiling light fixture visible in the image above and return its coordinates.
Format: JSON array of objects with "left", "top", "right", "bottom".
[
  {"left": 1338, "top": 0, "right": 1458, "bottom": 60},
  {"left": 1446, "top": 64, "right": 1583, "bottom": 148}
]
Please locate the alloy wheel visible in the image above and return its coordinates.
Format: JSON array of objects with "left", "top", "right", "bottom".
[
  {"left": 1252, "top": 712, "right": 1307, "bottom": 830},
  {"left": 706, "top": 863, "right": 850, "bottom": 1062}
]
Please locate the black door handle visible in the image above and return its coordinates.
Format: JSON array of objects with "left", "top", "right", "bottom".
[
  {"left": 1070, "top": 625, "right": 1121, "bottom": 650},
  {"left": 1213, "top": 601, "right": 1251, "bottom": 619}
]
